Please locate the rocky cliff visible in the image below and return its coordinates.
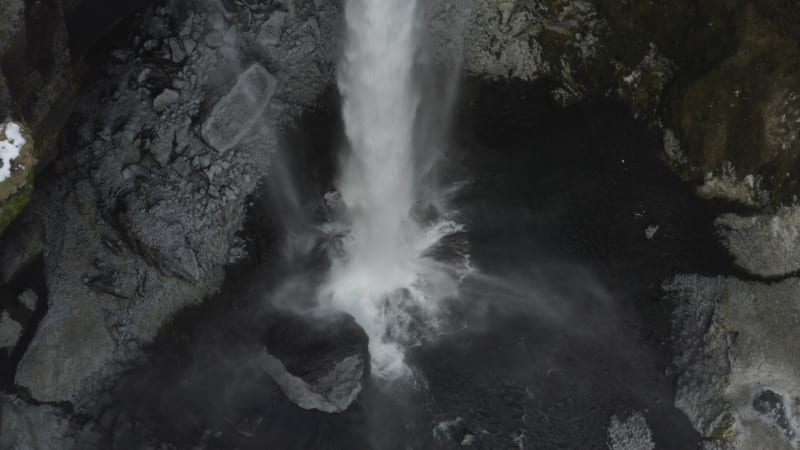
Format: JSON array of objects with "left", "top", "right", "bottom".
[{"left": 1, "top": 0, "right": 800, "bottom": 448}]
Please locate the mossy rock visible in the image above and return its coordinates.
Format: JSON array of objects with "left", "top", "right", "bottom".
[
  {"left": 594, "top": 0, "right": 739, "bottom": 78},
  {"left": 0, "top": 121, "right": 36, "bottom": 234},
  {"left": 752, "top": 0, "right": 800, "bottom": 42},
  {"left": 526, "top": 0, "right": 740, "bottom": 117},
  {"left": 0, "top": 0, "right": 24, "bottom": 55},
  {"left": 667, "top": 5, "right": 800, "bottom": 204}
]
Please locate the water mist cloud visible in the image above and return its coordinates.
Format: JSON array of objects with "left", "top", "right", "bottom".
[{"left": 320, "top": 0, "right": 469, "bottom": 379}]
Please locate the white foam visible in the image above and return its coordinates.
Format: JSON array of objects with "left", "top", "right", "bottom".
[
  {"left": 0, "top": 122, "right": 26, "bottom": 183},
  {"left": 323, "top": 0, "right": 469, "bottom": 379}
]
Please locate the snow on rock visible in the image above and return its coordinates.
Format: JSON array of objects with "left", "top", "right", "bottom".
[{"left": 0, "top": 121, "right": 26, "bottom": 183}]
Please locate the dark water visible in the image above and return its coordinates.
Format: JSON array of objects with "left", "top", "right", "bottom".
[{"left": 97, "top": 80, "right": 738, "bottom": 449}]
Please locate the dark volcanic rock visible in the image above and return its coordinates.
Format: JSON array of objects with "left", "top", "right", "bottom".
[
  {"left": 12, "top": 0, "right": 338, "bottom": 407},
  {"left": 0, "top": 213, "right": 43, "bottom": 284},
  {"left": 0, "top": 394, "right": 76, "bottom": 449},
  {"left": 0, "top": 0, "right": 157, "bottom": 233},
  {"left": 261, "top": 309, "right": 369, "bottom": 413}
]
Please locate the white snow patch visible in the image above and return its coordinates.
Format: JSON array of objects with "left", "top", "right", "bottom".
[{"left": 0, "top": 122, "right": 26, "bottom": 183}]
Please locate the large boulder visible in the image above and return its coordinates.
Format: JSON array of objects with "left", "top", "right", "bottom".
[
  {"left": 259, "top": 309, "right": 369, "bottom": 413},
  {"left": 667, "top": 275, "right": 800, "bottom": 449},
  {"left": 13, "top": 188, "right": 118, "bottom": 403}
]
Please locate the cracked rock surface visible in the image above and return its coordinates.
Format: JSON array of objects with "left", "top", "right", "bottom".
[
  {"left": 668, "top": 275, "right": 800, "bottom": 449},
  {"left": 13, "top": 0, "right": 340, "bottom": 408}
]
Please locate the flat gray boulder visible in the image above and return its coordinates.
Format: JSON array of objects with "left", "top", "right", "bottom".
[
  {"left": 259, "top": 309, "right": 369, "bottom": 413},
  {"left": 201, "top": 63, "right": 278, "bottom": 153}
]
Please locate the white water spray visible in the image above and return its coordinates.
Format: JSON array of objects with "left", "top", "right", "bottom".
[{"left": 322, "top": 0, "right": 466, "bottom": 378}]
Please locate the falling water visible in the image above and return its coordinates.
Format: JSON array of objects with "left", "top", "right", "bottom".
[{"left": 322, "top": 0, "right": 466, "bottom": 378}]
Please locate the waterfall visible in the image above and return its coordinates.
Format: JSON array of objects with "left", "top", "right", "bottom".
[
  {"left": 337, "top": 0, "right": 421, "bottom": 294},
  {"left": 322, "top": 0, "right": 466, "bottom": 378}
]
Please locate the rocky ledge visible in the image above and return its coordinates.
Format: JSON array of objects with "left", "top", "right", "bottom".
[
  {"left": 665, "top": 200, "right": 800, "bottom": 449},
  {"left": 3, "top": 0, "right": 341, "bottom": 413}
]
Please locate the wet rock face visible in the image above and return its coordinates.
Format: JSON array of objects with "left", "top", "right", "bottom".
[
  {"left": 11, "top": 0, "right": 339, "bottom": 408},
  {"left": 260, "top": 310, "right": 369, "bottom": 413},
  {"left": 1, "top": 0, "right": 72, "bottom": 130},
  {"left": 427, "top": 0, "right": 800, "bottom": 207},
  {"left": 0, "top": 215, "right": 43, "bottom": 284},
  {"left": 429, "top": 0, "right": 606, "bottom": 103},
  {"left": 0, "top": 0, "right": 161, "bottom": 128},
  {"left": 428, "top": 0, "right": 731, "bottom": 116}
]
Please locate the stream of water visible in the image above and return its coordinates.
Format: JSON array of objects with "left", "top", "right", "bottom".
[{"left": 323, "top": 0, "right": 465, "bottom": 378}]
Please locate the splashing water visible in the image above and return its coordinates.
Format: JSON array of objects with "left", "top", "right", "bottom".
[{"left": 321, "top": 0, "right": 467, "bottom": 378}]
